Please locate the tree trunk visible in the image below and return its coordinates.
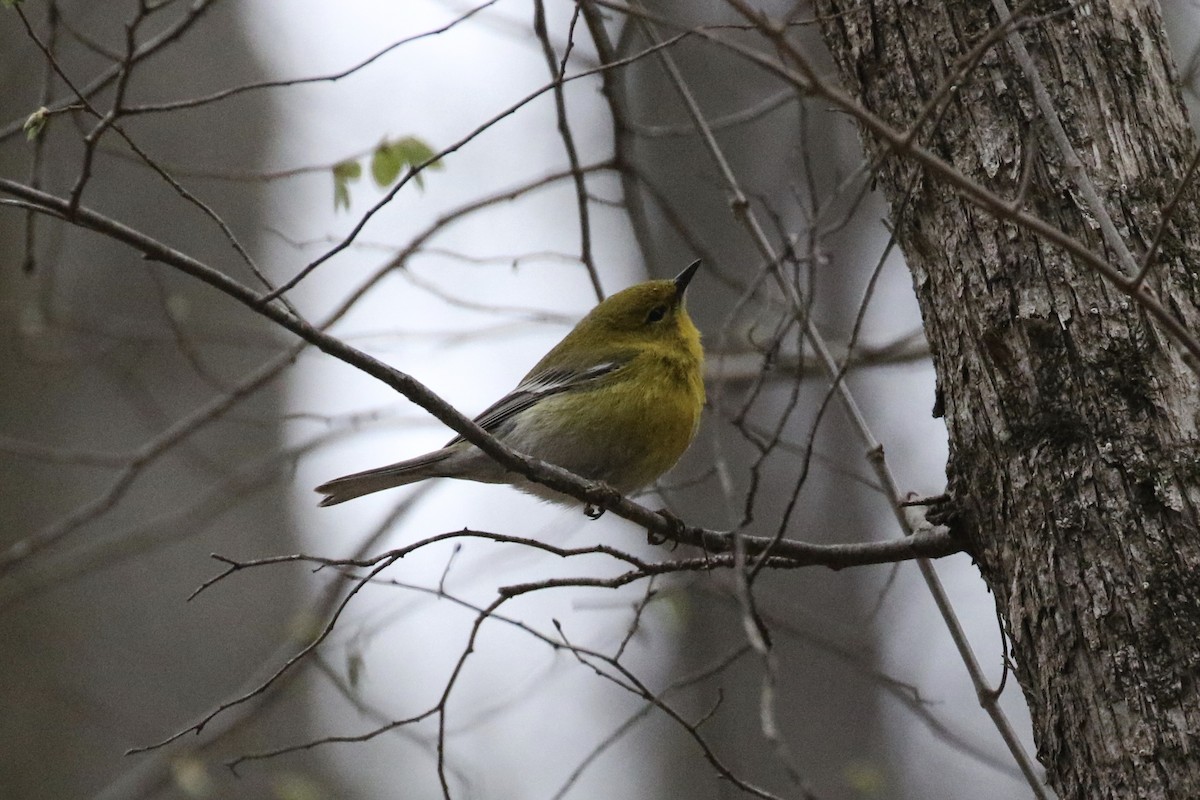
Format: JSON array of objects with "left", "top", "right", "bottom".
[{"left": 815, "top": 2, "right": 1200, "bottom": 798}]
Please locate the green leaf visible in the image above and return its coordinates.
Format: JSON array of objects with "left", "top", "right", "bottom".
[
  {"left": 2, "top": 0, "right": 27, "bottom": 8},
  {"left": 370, "top": 135, "right": 443, "bottom": 191},
  {"left": 370, "top": 141, "right": 405, "bottom": 188},
  {"left": 23, "top": 107, "right": 47, "bottom": 141},
  {"left": 394, "top": 135, "right": 442, "bottom": 169},
  {"left": 331, "top": 158, "right": 361, "bottom": 212}
]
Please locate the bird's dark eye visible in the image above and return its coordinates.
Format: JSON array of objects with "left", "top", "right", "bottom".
[{"left": 646, "top": 305, "right": 668, "bottom": 324}]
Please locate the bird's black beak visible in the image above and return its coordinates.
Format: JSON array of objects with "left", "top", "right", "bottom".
[{"left": 673, "top": 260, "right": 700, "bottom": 299}]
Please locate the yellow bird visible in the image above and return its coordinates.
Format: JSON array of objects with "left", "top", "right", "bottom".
[{"left": 316, "top": 261, "right": 705, "bottom": 507}]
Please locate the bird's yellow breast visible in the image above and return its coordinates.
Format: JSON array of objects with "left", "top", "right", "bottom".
[{"left": 509, "top": 347, "right": 704, "bottom": 494}]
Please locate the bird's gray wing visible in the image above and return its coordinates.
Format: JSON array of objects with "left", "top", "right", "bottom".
[{"left": 443, "top": 359, "right": 626, "bottom": 446}]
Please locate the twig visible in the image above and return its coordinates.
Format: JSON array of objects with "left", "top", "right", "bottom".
[
  {"left": 615, "top": 3, "right": 1049, "bottom": 795},
  {"left": 587, "top": 0, "right": 1200, "bottom": 370},
  {"left": 260, "top": 32, "right": 693, "bottom": 302},
  {"left": 533, "top": 0, "right": 604, "bottom": 300},
  {"left": 0, "top": 179, "right": 965, "bottom": 572},
  {"left": 990, "top": 0, "right": 1138, "bottom": 278}
]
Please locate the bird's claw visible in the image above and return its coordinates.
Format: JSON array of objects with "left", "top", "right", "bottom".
[
  {"left": 582, "top": 482, "right": 620, "bottom": 520},
  {"left": 649, "top": 508, "right": 685, "bottom": 548}
]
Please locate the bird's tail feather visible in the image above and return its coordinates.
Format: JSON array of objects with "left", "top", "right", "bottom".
[{"left": 315, "top": 449, "right": 455, "bottom": 506}]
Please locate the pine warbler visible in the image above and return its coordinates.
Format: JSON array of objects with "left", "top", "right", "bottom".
[{"left": 316, "top": 261, "right": 705, "bottom": 506}]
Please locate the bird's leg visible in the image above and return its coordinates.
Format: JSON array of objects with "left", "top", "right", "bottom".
[
  {"left": 582, "top": 481, "right": 621, "bottom": 519},
  {"left": 648, "top": 508, "right": 685, "bottom": 548}
]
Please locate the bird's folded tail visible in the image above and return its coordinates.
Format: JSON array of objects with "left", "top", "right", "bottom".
[{"left": 315, "top": 449, "right": 455, "bottom": 506}]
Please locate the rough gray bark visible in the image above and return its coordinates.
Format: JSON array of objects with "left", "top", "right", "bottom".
[{"left": 815, "top": 2, "right": 1200, "bottom": 798}]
